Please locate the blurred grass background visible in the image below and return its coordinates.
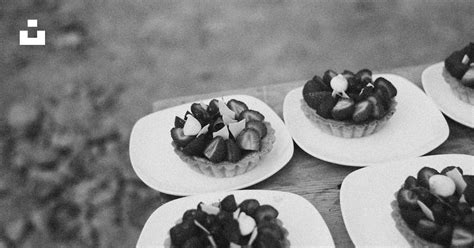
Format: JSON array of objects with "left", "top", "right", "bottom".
[{"left": 0, "top": 0, "right": 473, "bottom": 247}]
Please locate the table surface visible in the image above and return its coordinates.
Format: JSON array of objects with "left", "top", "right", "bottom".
[{"left": 152, "top": 64, "right": 474, "bottom": 248}]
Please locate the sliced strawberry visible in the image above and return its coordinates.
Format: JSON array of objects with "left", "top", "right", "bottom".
[
  {"left": 343, "top": 70, "right": 363, "bottom": 94},
  {"left": 170, "top": 127, "right": 195, "bottom": 147},
  {"left": 367, "top": 95, "right": 387, "bottom": 119},
  {"left": 204, "top": 136, "right": 227, "bottom": 163},
  {"left": 445, "top": 50, "right": 469, "bottom": 80},
  {"left": 461, "top": 42, "right": 474, "bottom": 60},
  {"left": 239, "top": 110, "right": 264, "bottom": 122},
  {"left": 183, "top": 111, "right": 192, "bottom": 120},
  {"left": 303, "top": 77, "right": 330, "bottom": 97},
  {"left": 236, "top": 128, "right": 261, "bottom": 151},
  {"left": 461, "top": 68, "right": 474, "bottom": 87},
  {"left": 174, "top": 116, "right": 185, "bottom": 128},
  {"left": 355, "top": 69, "right": 372, "bottom": 85},
  {"left": 373, "top": 87, "right": 391, "bottom": 110},
  {"left": 207, "top": 99, "right": 220, "bottom": 116},
  {"left": 191, "top": 103, "right": 211, "bottom": 125},
  {"left": 331, "top": 98, "right": 355, "bottom": 121},
  {"left": 182, "top": 134, "right": 208, "bottom": 156},
  {"left": 356, "top": 85, "right": 374, "bottom": 102},
  {"left": 227, "top": 99, "right": 249, "bottom": 117},
  {"left": 210, "top": 116, "right": 225, "bottom": 133},
  {"left": 226, "top": 139, "right": 241, "bottom": 163},
  {"left": 316, "top": 94, "right": 338, "bottom": 119},
  {"left": 374, "top": 77, "right": 397, "bottom": 98},
  {"left": 322, "top": 70, "right": 338, "bottom": 87},
  {"left": 304, "top": 91, "right": 330, "bottom": 109},
  {"left": 246, "top": 120, "right": 267, "bottom": 138},
  {"left": 352, "top": 100, "right": 373, "bottom": 123}
]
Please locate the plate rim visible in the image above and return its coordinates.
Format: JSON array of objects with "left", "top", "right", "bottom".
[
  {"left": 137, "top": 189, "right": 335, "bottom": 248},
  {"left": 421, "top": 62, "right": 474, "bottom": 128},
  {"left": 129, "top": 94, "right": 294, "bottom": 196},
  {"left": 283, "top": 73, "right": 450, "bottom": 167},
  {"left": 340, "top": 154, "right": 474, "bottom": 246}
]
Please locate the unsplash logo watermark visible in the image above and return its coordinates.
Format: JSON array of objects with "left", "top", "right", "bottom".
[{"left": 19, "top": 19, "right": 45, "bottom": 46}]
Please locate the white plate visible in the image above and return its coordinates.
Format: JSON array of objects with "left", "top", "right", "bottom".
[
  {"left": 283, "top": 74, "right": 449, "bottom": 167},
  {"left": 129, "top": 95, "right": 294, "bottom": 196},
  {"left": 421, "top": 62, "right": 474, "bottom": 128},
  {"left": 340, "top": 154, "right": 474, "bottom": 247},
  {"left": 137, "top": 190, "right": 335, "bottom": 248}
]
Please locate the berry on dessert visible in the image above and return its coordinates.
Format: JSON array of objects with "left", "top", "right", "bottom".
[
  {"left": 300, "top": 69, "right": 397, "bottom": 138},
  {"left": 170, "top": 98, "right": 276, "bottom": 177},
  {"left": 168, "top": 194, "right": 289, "bottom": 248},
  {"left": 392, "top": 166, "right": 474, "bottom": 247},
  {"left": 443, "top": 42, "right": 474, "bottom": 104}
]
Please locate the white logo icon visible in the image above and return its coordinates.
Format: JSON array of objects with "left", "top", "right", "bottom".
[{"left": 19, "top": 19, "right": 45, "bottom": 46}]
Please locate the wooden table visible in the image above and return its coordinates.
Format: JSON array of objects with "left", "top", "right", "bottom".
[{"left": 152, "top": 64, "right": 474, "bottom": 247}]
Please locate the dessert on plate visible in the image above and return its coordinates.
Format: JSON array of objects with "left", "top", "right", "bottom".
[
  {"left": 170, "top": 98, "right": 275, "bottom": 178},
  {"left": 301, "top": 69, "right": 397, "bottom": 138},
  {"left": 167, "top": 194, "right": 289, "bottom": 248},
  {"left": 443, "top": 42, "right": 474, "bottom": 104},
  {"left": 392, "top": 166, "right": 474, "bottom": 247}
]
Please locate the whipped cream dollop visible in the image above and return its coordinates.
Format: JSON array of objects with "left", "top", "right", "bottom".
[{"left": 330, "top": 74, "right": 349, "bottom": 98}]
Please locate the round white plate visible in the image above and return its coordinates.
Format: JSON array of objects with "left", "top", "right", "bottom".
[
  {"left": 137, "top": 190, "right": 335, "bottom": 248},
  {"left": 129, "top": 95, "right": 294, "bottom": 196},
  {"left": 340, "top": 154, "right": 474, "bottom": 247},
  {"left": 283, "top": 74, "right": 449, "bottom": 167},
  {"left": 421, "top": 62, "right": 474, "bottom": 128}
]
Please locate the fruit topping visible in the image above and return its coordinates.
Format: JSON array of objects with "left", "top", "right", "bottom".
[
  {"left": 170, "top": 220, "right": 199, "bottom": 247},
  {"left": 356, "top": 85, "right": 375, "bottom": 102},
  {"left": 253, "top": 205, "right": 279, "bottom": 224},
  {"left": 220, "top": 195, "right": 238, "bottom": 212},
  {"left": 222, "top": 114, "right": 237, "bottom": 125},
  {"left": 429, "top": 175, "right": 456, "bottom": 197},
  {"left": 183, "top": 115, "right": 202, "bottom": 136},
  {"left": 322, "top": 69, "right": 338, "bottom": 86},
  {"left": 204, "top": 136, "right": 227, "bottom": 163},
  {"left": 239, "top": 199, "right": 260, "bottom": 216},
  {"left": 463, "top": 184, "right": 474, "bottom": 207},
  {"left": 412, "top": 187, "right": 436, "bottom": 207},
  {"left": 461, "top": 68, "right": 474, "bottom": 87},
  {"left": 374, "top": 77, "right": 397, "bottom": 98},
  {"left": 404, "top": 176, "right": 418, "bottom": 190},
  {"left": 451, "top": 227, "right": 474, "bottom": 247},
  {"left": 331, "top": 98, "right": 355, "bottom": 121},
  {"left": 397, "top": 188, "right": 419, "bottom": 209},
  {"left": 352, "top": 100, "right": 373, "bottom": 123},
  {"left": 227, "top": 99, "right": 249, "bottom": 117},
  {"left": 199, "top": 203, "right": 220, "bottom": 216},
  {"left": 236, "top": 128, "right": 261, "bottom": 151},
  {"left": 213, "top": 125, "right": 230, "bottom": 140},
  {"left": 218, "top": 100, "right": 236, "bottom": 119},
  {"left": 316, "top": 93, "right": 338, "bottom": 119},
  {"left": 414, "top": 219, "right": 439, "bottom": 240},
  {"left": 432, "top": 225, "right": 453, "bottom": 246},
  {"left": 367, "top": 95, "right": 387, "bottom": 119},
  {"left": 355, "top": 69, "right": 372, "bottom": 85},
  {"left": 445, "top": 168, "right": 467, "bottom": 194},
  {"left": 246, "top": 120, "right": 267, "bottom": 138},
  {"left": 191, "top": 103, "right": 211, "bottom": 125},
  {"left": 400, "top": 208, "right": 426, "bottom": 227},
  {"left": 238, "top": 212, "right": 256, "bottom": 236},
  {"left": 239, "top": 110, "right": 265, "bottom": 122},
  {"left": 445, "top": 50, "right": 470, "bottom": 79},
  {"left": 304, "top": 91, "right": 331, "bottom": 109},
  {"left": 330, "top": 74, "right": 350, "bottom": 98},
  {"left": 175, "top": 116, "right": 186, "bottom": 128},
  {"left": 343, "top": 70, "right": 364, "bottom": 94},
  {"left": 228, "top": 120, "right": 246, "bottom": 139},
  {"left": 417, "top": 167, "right": 439, "bottom": 189},
  {"left": 226, "top": 139, "right": 241, "bottom": 163},
  {"left": 197, "top": 124, "right": 210, "bottom": 137},
  {"left": 171, "top": 127, "right": 195, "bottom": 148},
  {"left": 207, "top": 99, "right": 220, "bottom": 116},
  {"left": 303, "top": 77, "right": 330, "bottom": 96},
  {"left": 182, "top": 134, "right": 208, "bottom": 156}
]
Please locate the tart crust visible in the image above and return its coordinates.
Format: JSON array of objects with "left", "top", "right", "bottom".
[
  {"left": 300, "top": 99, "right": 397, "bottom": 138},
  {"left": 442, "top": 67, "right": 474, "bottom": 105},
  {"left": 391, "top": 200, "right": 443, "bottom": 248},
  {"left": 172, "top": 122, "right": 276, "bottom": 178}
]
